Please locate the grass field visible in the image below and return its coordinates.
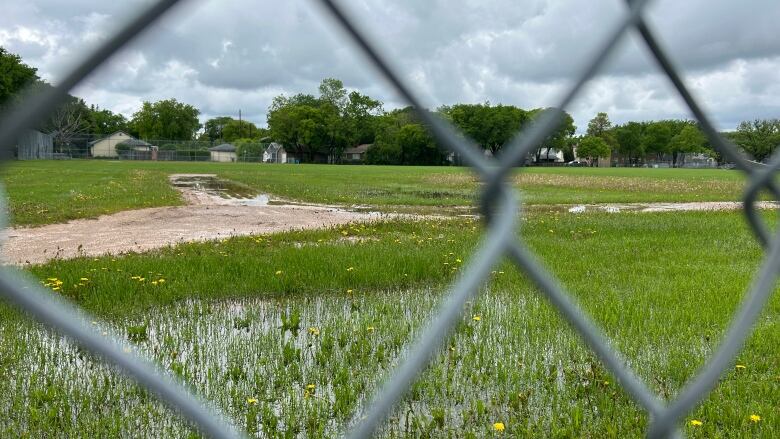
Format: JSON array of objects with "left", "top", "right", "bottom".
[
  {"left": 1, "top": 160, "right": 753, "bottom": 226},
  {"left": 2, "top": 209, "right": 779, "bottom": 437}
]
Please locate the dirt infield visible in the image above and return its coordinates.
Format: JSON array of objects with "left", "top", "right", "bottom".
[{"left": 1, "top": 175, "right": 386, "bottom": 265}]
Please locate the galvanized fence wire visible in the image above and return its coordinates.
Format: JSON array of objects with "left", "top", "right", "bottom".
[{"left": 0, "top": 0, "right": 777, "bottom": 438}]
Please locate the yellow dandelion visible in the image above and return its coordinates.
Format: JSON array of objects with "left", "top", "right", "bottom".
[
  {"left": 347, "top": 289, "right": 353, "bottom": 294},
  {"left": 275, "top": 270, "right": 283, "bottom": 275},
  {"left": 367, "top": 326, "right": 375, "bottom": 332},
  {"left": 79, "top": 277, "right": 89, "bottom": 282},
  {"left": 749, "top": 414, "right": 761, "bottom": 423},
  {"left": 347, "top": 266, "right": 355, "bottom": 272},
  {"left": 735, "top": 364, "right": 746, "bottom": 370},
  {"left": 158, "top": 278, "right": 166, "bottom": 283},
  {"left": 308, "top": 327, "right": 320, "bottom": 336},
  {"left": 493, "top": 422, "right": 505, "bottom": 432},
  {"left": 151, "top": 281, "right": 158, "bottom": 286},
  {"left": 472, "top": 315, "right": 481, "bottom": 321},
  {"left": 247, "top": 397, "right": 258, "bottom": 405},
  {"left": 689, "top": 419, "right": 703, "bottom": 427},
  {"left": 306, "top": 384, "right": 316, "bottom": 390}
]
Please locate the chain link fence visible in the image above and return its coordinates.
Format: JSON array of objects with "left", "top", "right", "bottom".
[{"left": 0, "top": 0, "right": 778, "bottom": 438}]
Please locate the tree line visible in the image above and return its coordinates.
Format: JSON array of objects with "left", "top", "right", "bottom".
[{"left": 3, "top": 46, "right": 778, "bottom": 164}]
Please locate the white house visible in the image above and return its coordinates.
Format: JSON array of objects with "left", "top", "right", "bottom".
[
  {"left": 209, "top": 143, "right": 237, "bottom": 162},
  {"left": 263, "top": 142, "right": 287, "bottom": 163}
]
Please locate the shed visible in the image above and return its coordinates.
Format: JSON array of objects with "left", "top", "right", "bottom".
[
  {"left": 209, "top": 143, "right": 237, "bottom": 162},
  {"left": 16, "top": 129, "right": 53, "bottom": 159},
  {"left": 263, "top": 142, "right": 287, "bottom": 163}
]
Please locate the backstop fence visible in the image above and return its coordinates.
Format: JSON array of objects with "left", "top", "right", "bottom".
[{"left": 0, "top": 0, "right": 778, "bottom": 438}]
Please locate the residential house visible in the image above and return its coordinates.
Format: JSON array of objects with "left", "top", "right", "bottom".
[
  {"left": 263, "top": 142, "right": 287, "bottom": 163},
  {"left": 208, "top": 143, "right": 237, "bottom": 162},
  {"left": 342, "top": 144, "right": 371, "bottom": 163},
  {"left": 90, "top": 131, "right": 149, "bottom": 157}
]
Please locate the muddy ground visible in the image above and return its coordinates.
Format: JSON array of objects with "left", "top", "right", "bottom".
[
  {"left": 2, "top": 174, "right": 775, "bottom": 265},
  {"left": 1, "top": 175, "right": 387, "bottom": 265}
]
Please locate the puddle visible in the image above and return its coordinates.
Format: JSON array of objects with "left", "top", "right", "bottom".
[{"left": 169, "top": 174, "right": 269, "bottom": 206}]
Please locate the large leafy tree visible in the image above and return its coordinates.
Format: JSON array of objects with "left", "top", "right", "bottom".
[
  {"left": 577, "top": 136, "right": 610, "bottom": 164},
  {"left": 344, "top": 91, "right": 383, "bottom": 146},
  {"left": 367, "top": 107, "right": 446, "bottom": 165},
  {"left": 668, "top": 124, "right": 707, "bottom": 166},
  {"left": 641, "top": 121, "right": 673, "bottom": 159},
  {"left": 586, "top": 112, "right": 611, "bottom": 137},
  {"left": 267, "top": 79, "right": 384, "bottom": 162},
  {"left": 443, "top": 103, "right": 528, "bottom": 154},
  {"left": 267, "top": 95, "right": 334, "bottom": 161},
  {"left": 221, "top": 119, "right": 260, "bottom": 142},
  {"left": 202, "top": 116, "right": 233, "bottom": 141},
  {"left": 0, "top": 47, "right": 38, "bottom": 110},
  {"left": 586, "top": 112, "right": 617, "bottom": 150},
  {"left": 614, "top": 121, "right": 645, "bottom": 164},
  {"left": 528, "top": 108, "right": 576, "bottom": 161},
  {"left": 87, "top": 105, "right": 128, "bottom": 135},
  {"left": 730, "top": 119, "right": 780, "bottom": 162},
  {"left": 131, "top": 99, "right": 200, "bottom": 141}
]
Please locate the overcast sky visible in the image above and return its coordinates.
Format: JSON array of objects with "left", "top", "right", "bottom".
[{"left": 2, "top": 0, "right": 779, "bottom": 133}]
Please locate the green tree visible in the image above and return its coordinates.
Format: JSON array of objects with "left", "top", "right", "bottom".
[
  {"left": 87, "top": 105, "right": 128, "bottom": 135},
  {"left": 318, "top": 78, "right": 348, "bottom": 111},
  {"left": 344, "top": 91, "right": 383, "bottom": 146},
  {"left": 730, "top": 119, "right": 780, "bottom": 162},
  {"left": 444, "top": 103, "right": 528, "bottom": 154},
  {"left": 614, "top": 121, "right": 644, "bottom": 164},
  {"left": 222, "top": 119, "right": 259, "bottom": 142},
  {"left": 641, "top": 122, "right": 672, "bottom": 160},
  {"left": 586, "top": 112, "right": 611, "bottom": 138},
  {"left": 0, "top": 47, "right": 39, "bottom": 110},
  {"left": 528, "top": 108, "right": 576, "bottom": 162},
  {"left": 130, "top": 99, "right": 201, "bottom": 141},
  {"left": 368, "top": 107, "right": 446, "bottom": 165},
  {"left": 267, "top": 79, "right": 384, "bottom": 162},
  {"left": 234, "top": 138, "right": 267, "bottom": 161},
  {"left": 202, "top": 116, "right": 233, "bottom": 141},
  {"left": 668, "top": 124, "right": 706, "bottom": 166},
  {"left": 577, "top": 136, "right": 610, "bottom": 164}
]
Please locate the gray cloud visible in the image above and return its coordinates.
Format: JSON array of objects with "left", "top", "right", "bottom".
[{"left": 1, "top": 0, "right": 779, "bottom": 133}]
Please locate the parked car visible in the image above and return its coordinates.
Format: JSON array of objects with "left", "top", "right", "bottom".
[{"left": 565, "top": 160, "right": 587, "bottom": 167}]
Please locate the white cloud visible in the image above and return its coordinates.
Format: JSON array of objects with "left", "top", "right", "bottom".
[{"left": 1, "top": 0, "right": 779, "bottom": 132}]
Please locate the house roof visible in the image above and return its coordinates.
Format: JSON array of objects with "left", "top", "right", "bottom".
[
  {"left": 118, "top": 138, "right": 152, "bottom": 147},
  {"left": 344, "top": 143, "right": 372, "bottom": 154},
  {"left": 88, "top": 131, "right": 133, "bottom": 145},
  {"left": 265, "top": 142, "right": 285, "bottom": 153},
  {"left": 209, "top": 143, "right": 236, "bottom": 152}
]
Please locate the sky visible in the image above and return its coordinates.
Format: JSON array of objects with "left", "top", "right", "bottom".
[{"left": 1, "top": 0, "right": 779, "bottom": 133}]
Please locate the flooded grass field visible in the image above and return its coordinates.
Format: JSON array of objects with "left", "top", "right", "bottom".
[
  {"left": 2, "top": 286, "right": 777, "bottom": 438},
  {"left": 2, "top": 212, "right": 779, "bottom": 436},
  {"left": 2, "top": 161, "right": 754, "bottom": 226}
]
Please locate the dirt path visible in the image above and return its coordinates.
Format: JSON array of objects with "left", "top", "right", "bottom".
[
  {"left": 4, "top": 173, "right": 776, "bottom": 265},
  {"left": 1, "top": 174, "right": 387, "bottom": 265}
]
